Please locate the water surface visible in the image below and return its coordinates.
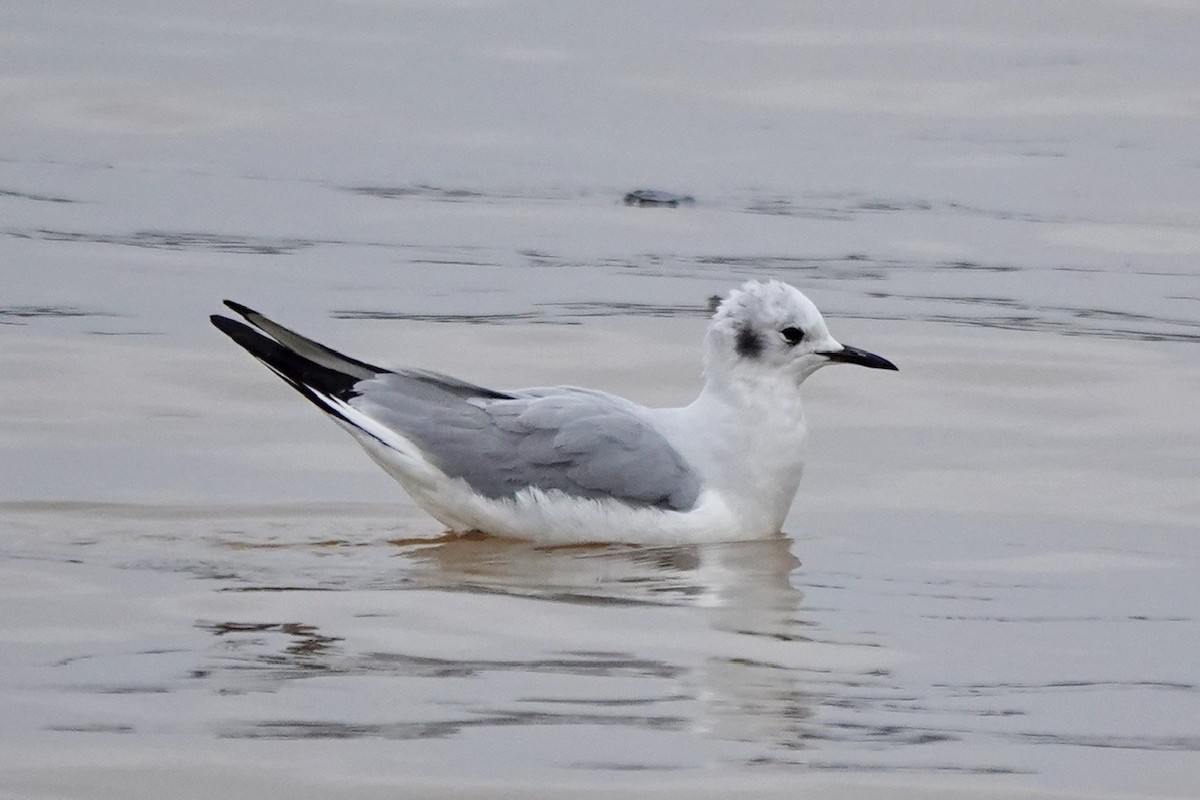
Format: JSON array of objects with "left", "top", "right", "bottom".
[{"left": 2, "top": 1, "right": 1199, "bottom": 797}]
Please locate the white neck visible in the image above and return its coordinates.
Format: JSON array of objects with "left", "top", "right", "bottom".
[{"left": 653, "top": 369, "right": 810, "bottom": 536}]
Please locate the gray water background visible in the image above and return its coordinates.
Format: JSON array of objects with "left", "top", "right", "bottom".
[{"left": 2, "top": 3, "right": 1199, "bottom": 797}]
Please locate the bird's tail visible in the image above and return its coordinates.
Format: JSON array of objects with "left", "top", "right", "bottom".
[
  {"left": 210, "top": 301, "right": 386, "bottom": 419},
  {"left": 210, "top": 301, "right": 444, "bottom": 489}
]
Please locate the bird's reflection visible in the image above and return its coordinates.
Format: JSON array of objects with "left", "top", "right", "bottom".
[
  {"left": 201, "top": 531, "right": 897, "bottom": 761},
  {"left": 394, "top": 533, "right": 819, "bottom": 753},
  {"left": 397, "top": 533, "right": 803, "bottom": 636}
]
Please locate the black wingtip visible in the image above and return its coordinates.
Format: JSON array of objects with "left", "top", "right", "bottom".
[
  {"left": 223, "top": 299, "right": 254, "bottom": 317},
  {"left": 210, "top": 313, "right": 266, "bottom": 352},
  {"left": 210, "top": 312, "right": 241, "bottom": 335},
  {"left": 210, "top": 310, "right": 362, "bottom": 405}
]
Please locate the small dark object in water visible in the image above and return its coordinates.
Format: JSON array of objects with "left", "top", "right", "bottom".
[{"left": 623, "top": 189, "right": 696, "bottom": 207}]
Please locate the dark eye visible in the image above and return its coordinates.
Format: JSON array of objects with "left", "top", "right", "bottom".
[{"left": 780, "top": 326, "right": 804, "bottom": 346}]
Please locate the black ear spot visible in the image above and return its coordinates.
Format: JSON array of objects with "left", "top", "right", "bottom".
[
  {"left": 735, "top": 326, "right": 764, "bottom": 359},
  {"left": 780, "top": 326, "right": 804, "bottom": 346}
]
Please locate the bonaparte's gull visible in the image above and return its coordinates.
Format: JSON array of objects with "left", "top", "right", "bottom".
[{"left": 210, "top": 280, "right": 896, "bottom": 544}]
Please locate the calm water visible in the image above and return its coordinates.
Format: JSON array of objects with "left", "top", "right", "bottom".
[{"left": 2, "top": 2, "right": 1199, "bottom": 797}]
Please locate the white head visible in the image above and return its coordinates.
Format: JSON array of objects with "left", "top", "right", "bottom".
[{"left": 704, "top": 280, "right": 897, "bottom": 384}]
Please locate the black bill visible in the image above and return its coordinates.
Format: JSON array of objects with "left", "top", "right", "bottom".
[{"left": 822, "top": 344, "right": 898, "bottom": 371}]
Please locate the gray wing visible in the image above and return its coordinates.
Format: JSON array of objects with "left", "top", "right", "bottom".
[{"left": 351, "top": 377, "right": 702, "bottom": 512}]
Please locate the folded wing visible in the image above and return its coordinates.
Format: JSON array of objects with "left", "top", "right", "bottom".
[{"left": 211, "top": 303, "right": 701, "bottom": 512}]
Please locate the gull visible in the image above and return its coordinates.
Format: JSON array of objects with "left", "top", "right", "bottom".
[{"left": 210, "top": 280, "right": 896, "bottom": 545}]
